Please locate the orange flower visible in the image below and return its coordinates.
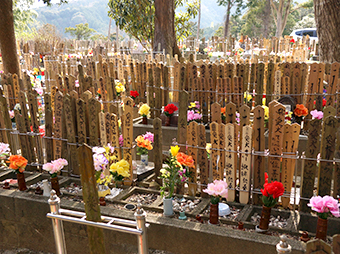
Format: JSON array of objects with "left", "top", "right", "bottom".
[
  {"left": 176, "top": 152, "right": 195, "bottom": 168},
  {"left": 294, "top": 104, "right": 308, "bottom": 117},
  {"left": 7, "top": 155, "right": 28, "bottom": 173},
  {"left": 221, "top": 107, "right": 226, "bottom": 114},
  {"left": 135, "top": 136, "right": 153, "bottom": 150}
]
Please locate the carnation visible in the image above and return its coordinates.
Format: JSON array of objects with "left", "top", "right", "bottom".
[
  {"left": 203, "top": 180, "right": 228, "bottom": 204},
  {"left": 308, "top": 195, "right": 340, "bottom": 219},
  {"left": 143, "top": 132, "right": 154, "bottom": 143}
]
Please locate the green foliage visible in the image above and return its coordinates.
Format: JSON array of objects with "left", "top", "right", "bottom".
[
  {"left": 108, "top": 0, "right": 154, "bottom": 50},
  {"left": 65, "top": 23, "right": 96, "bottom": 40},
  {"left": 214, "top": 26, "right": 224, "bottom": 37},
  {"left": 108, "top": 0, "right": 198, "bottom": 50},
  {"left": 175, "top": 0, "right": 199, "bottom": 40},
  {"left": 90, "top": 34, "right": 108, "bottom": 41}
]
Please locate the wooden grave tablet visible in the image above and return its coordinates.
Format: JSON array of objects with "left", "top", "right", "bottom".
[
  {"left": 177, "top": 91, "right": 188, "bottom": 153},
  {"left": 64, "top": 95, "right": 79, "bottom": 175},
  {"left": 54, "top": 91, "right": 63, "bottom": 159},
  {"left": 123, "top": 97, "right": 133, "bottom": 185},
  {"left": 305, "top": 63, "right": 318, "bottom": 111},
  {"left": 198, "top": 124, "right": 209, "bottom": 197},
  {"left": 88, "top": 98, "right": 100, "bottom": 146},
  {"left": 255, "top": 63, "right": 264, "bottom": 106},
  {"left": 211, "top": 102, "right": 221, "bottom": 124},
  {"left": 110, "top": 113, "right": 121, "bottom": 162},
  {"left": 252, "top": 106, "right": 265, "bottom": 204},
  {"left": 239, "top": 125, "right": 252, "bottom": 204},
  {"left": 281, "top": 123, "right": 300, "bottom": 208},
  {"left": 187, "top": 121, "right": 198, "bottom": 196},
  {"left": 225, "top": 102, "right": 236, "bottom": 124},
  {"left": 225, "top": 123, "right": 236, "bottom": 202},
  {"left": 300, "top": 119, "right": 322, "bottom": 212},
  {"left": 318, "top": 116, "right": 337, "bottom": 196},
  {"left": 326, "top": 62, "right": 340, "bottom": 106},
  {"left": 218, "top": 123, "right": 226, "bottom": 183},
  {"left": 268, "top": 103, "right": 285, "bottom": 182},
  {"left": 210, "top": 122, "right": 220, "bottom": 180}
]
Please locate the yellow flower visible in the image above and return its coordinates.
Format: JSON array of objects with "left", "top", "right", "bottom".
[
  {"left": 118, "top": 119, "right": 121, "bottom": 128},
  {"left": 262, "top": 105, "right": 269, "bottom": 119},
  {"left": 170, "top": 145, "right": 180, "bottom": 157},
  {"left": 97, "top": 175, "right": 112, "bottom": 186},
  {"left": 262, "top": 98, "right": 266, "bottom": 106},
  {"left": 189, "top": 102, "right": 196, "bottom": 109},
  {"left": 206, "top": 143, "right": 212, "bottom": 154},
  {"left": 244, "top": 92, "right": 252, "bottom": 102},
  {"left": 138, "top": 104, "right": 150, "bottom": 117},
  {"left": 160, "top": 168, "right": 170, "bottom": 178},
  {"left": 116, "top": 83, "right": 125, "bottom": 93},
  {"left": 116, "top": 159, "right": 130, "bottom": 172},
  {"left": 110, "top": 160, "right": 130, "bottom": 178}
]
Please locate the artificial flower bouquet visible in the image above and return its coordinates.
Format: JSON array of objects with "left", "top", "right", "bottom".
[
  {"left": 115, "top": 80, "right": 125, "bottom": 96},
  {"left": 308, "top": 195, "right": 340, "bottom": 240},
  {"left": 0, "top": 142, "right": 10, "bottom": 163},
  {"left": 109, "top": 159, "right": 130, "bottom": 185},
  {"left": 293, "top": 104, "right": 308, "bottom": 125},
  {"left": 164, "top": 103, "right": 178, "bottom": 117},
  {"left": 135, "top": 132, "right": 154, "bottom": 156},
  {"left": 138, "top": 103, "right": 150, "bottom": 117},
  {"left": 203, "top": 180, "right": 228, "bottom": 204},
  {"left": 159, "top": 146, "right": 194, "bottom": 198},
  {"left": 8, "top": 155, "right": 28, "bottom": 174},
  {"left": 261, "top": 172, "right": 284, "bottom": 208},
  {"left": 43, "top": 158, "right": 68, "bottom": 178},
  {"left": 187, "top": 101, "right": 202, "bottom": 124}
]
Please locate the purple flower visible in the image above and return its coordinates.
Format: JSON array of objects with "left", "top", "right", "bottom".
[
  {"left": 143, "top": 132, "right": 154, "bottom": 143},
  {"left": 119, "top": 134, "right": 124, "bottom": 147},
  {"left": 310, "top": 109, "right": 323, "bottom": 120},
  {"left": 193, "top": 113, "right": 202, "bottom": 120},
  {"left": 187, "top": 110, "right": 195, "bottom": 122}
]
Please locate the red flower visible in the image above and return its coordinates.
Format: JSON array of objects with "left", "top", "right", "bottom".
[
  {"left": 130, "top": 90, "right": 139, "bottom": 99},
  {"left": 266, "top": 181, "right": 284, "bottom": 199},
  {"left": 290, "top": 38, "right": 295, "bottom": 43},
  {"left": 323, "top": 98, "right": 326, "bottom": 107},
  {"left": 164, "top": 103, "right": 178, "bottom": 117}
]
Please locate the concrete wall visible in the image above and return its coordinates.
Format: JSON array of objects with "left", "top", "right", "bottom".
[{"left": 0, "top": 189, "right": 306, "bottom": 254}]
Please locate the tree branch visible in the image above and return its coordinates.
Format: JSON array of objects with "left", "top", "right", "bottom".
[
  {"left": 281, "top": 0, "right": 291, "bottom": 32},
  {"left": 269, "top": 0, "right": 277, "bottom": 25}
]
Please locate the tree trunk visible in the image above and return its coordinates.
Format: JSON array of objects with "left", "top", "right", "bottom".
[
  {"left": 196, "top": 0, "right": 201, "bottom": 42},
  {"left": 154, "top": 0, "right": 181, "bottom": 57},
  {"left": 0, "top": 0, "right": 19, "bottom": 75},
  {"left": 263, "top": 0, "right": 272, "bottom": 38},
  {"left": 314, "top": 0, "right": 340, "bottom": 62},
  {"left": 224, "top": 2, "right": 231, "bottom": 38}
]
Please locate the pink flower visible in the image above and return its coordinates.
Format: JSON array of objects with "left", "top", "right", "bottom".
[
  {"left": 308, "top": 195, "right": 340, "bottom": 217},
  {"left": 193, "top": 113, "right": 202, "bottom": 120},
  {"left": 106, "top": 143, "right": 115, "bottom": 153},
  {"left": 194, "top": 101, "right": 200, "bottom": 109},
  {"left": 0, "top": 142, "right": 10, "bottom": 155},
  {"left": 323, "top": 195, "right": 340, "bottom": 217},
  {"left": 187, "top": 110, "right": 195, "bottom": 122},
  {"left": 310, "top": 110, "right": 323, "bottom": 120},
  {"left": 9, "top": 110, "right": 15, "bottom": 119},
  {"left": 119, "top": 134, "right": 124, "bottom": 147},
  {"left": 203, "top": 180, "right": 228, "bottom": 199},
  {"left": 143, "top": 132, "right": 154, "bottom": 143},
  {"left": 43, "top": 162, "right": 55, "bottom": 174},
  {"left": 35, "top": 88, "right": 43, "bottom": 96},
  {"left": 50, "top": 158, "right": 68, "bottom": 173}
]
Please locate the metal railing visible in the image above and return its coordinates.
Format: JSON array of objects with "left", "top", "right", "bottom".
[{"left": 47, "top": 190, "right": 149, "bottom": 254}]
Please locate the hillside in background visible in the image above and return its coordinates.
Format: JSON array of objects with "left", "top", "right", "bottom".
[{"left": 33, "top": 0, "right": 225, "bottom": 39}]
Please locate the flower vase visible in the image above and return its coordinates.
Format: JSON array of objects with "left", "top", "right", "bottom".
[
  {"left": 315, "top": 217, "right": 328, "bottom": 241},
  {"left": 142, "top": 116, "right": 148, "bottom": 125},
  {"left": 17, "top": 173, "right": 27, "bottom": 191},
  {"left": 51, "top": 176, "right": 61, "bottom": 196},
  {"left": 163, "top": 197, "right": 174, "bottom": 217},
  {"left": 258, "top": 205, "right": 272, "bottom": 231},
  {"left": 98, "top": 184, "right": 111, "bottom": 197},
  {"left": 165, "top": 116, "right": 171, "bottom": 126},
  {"left": 209, "top": 203, "right": 219, "bottom": 224},
  {"left": 141, "top": 154, "right": 148, "bottom": 167}
]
